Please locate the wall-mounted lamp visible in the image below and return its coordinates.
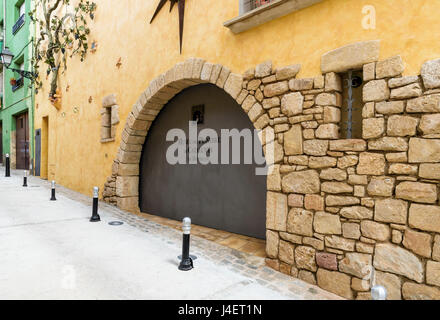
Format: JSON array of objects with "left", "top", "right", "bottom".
[{"left": 0, "top": 47, "right": 37, "bottom": 80}]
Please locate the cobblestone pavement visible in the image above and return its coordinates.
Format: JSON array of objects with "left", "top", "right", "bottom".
[{"left": 0, "top": 168, "right": 341, "bottom": 300}]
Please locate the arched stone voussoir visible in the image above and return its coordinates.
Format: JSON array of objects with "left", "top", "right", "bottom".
[{"left": 110, "top": 58, "right": 259, "bottom": 212}]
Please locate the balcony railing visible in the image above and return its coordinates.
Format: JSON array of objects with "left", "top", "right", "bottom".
[
  {"left": 12, "top": 14, "right": 25, "bottom": 35},
  {"left": 251, "top": 0, "right": 275, "bottom": 10},
  {"left": 12, "top": 77, "right": 24, "bottom": 92},
  {"left": 240, "top": 0, "right": 275, "bottom": 14}
]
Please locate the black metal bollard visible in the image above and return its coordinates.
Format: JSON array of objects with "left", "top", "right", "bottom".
[
  {"left": 90, "top": 187, "right": 101, "bottom": 222},
  {"left": 50, "top": 180, "right": 57, "bottom": 201},
  {"left": 5, "top": 154, "right": 10, "bottom": 177},
  {"left": 178, "top": 217, "right": 193, "bottom": 271},
  {"left": 23, "top": 170, "right": 28, "bottom": 187}
]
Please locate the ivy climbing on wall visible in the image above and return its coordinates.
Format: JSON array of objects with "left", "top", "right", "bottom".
[{"left": 29, "top": 0, "right": 97, "bottom": 103}]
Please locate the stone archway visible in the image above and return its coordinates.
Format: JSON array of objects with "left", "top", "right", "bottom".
[{"left": 105, "top": 58, "right": 269, "bottom": 213}]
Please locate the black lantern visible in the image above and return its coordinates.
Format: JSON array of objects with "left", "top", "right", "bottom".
[
  {"left": 0, "top": 47, "right": 36, "bottom": 80},
  {"left": 0, "top": 47, "right": 14, "bottom": 68}
]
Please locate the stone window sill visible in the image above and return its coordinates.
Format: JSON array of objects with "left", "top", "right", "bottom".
[
  {"left": 101, "top": 138, "right": 115, "bottom": 143},
  {"left": 224, "top": 0, "right": 323, "bottom": 34}
]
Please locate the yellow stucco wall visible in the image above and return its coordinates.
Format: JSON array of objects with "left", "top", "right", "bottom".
[{"left": 34, "top": 0, "right": 440, "bottom": 197}]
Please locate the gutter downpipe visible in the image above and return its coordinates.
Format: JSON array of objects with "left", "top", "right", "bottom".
[{"left": 2, "top": 0, "right": 5, "bottom": 164}]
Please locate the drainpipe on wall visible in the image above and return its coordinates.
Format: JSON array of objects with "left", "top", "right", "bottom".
[
  {"left": 2, "top": 0, "right": 5, "bottom": 164},
  {"left": 27, "top": 0, "right": 35, "bottom": 174}
]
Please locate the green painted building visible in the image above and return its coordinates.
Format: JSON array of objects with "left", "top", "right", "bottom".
[{"left": 0, "top": 0, "right": 34, "bottom": 170}]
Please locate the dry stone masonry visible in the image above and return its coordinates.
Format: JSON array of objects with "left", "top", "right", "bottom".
[
  {"left": 103, "top": 41, "right": 440, "bottom": 300},
  {"left": 262, "top": 51, "right": 440, "bottom": 300}
]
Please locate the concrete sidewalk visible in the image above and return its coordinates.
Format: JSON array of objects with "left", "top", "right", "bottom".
[{"left": 0, "top": 168, "right": 341, "bottom": 300}]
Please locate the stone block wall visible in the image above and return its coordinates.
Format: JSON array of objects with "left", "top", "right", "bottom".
[
  {"left": 263, "top": 56, "right": 440, "bottom": 300},
  {"left": 103, "top": 44, "right": 440, "bottom": 299}
]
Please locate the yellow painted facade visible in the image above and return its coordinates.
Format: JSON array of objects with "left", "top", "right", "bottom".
[{"left": 34, "top": 0, "right": 440, "bottom": 197}]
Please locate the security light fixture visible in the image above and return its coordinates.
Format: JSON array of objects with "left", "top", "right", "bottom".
[{"left": 0, "top": 47, "right": 37, "bottom": 80}]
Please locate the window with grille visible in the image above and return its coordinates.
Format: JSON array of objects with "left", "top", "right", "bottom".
[{"left": 340, "top": 70, "right": 364, "bottom": 139}]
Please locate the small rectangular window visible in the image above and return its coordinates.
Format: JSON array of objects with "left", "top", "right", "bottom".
[{"left": 340, "top": 70, "right": 364, "bottom": 139}]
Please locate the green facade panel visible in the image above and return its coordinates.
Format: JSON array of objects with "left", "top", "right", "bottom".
[{"left": 0, "top": 0, "right": 34, "bottom": 168}]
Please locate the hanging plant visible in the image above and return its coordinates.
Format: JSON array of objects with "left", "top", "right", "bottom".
[{"left": 29, "top": 0, "right": 97, "bottom": 103}]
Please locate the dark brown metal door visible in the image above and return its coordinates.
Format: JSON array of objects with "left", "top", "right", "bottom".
[
  {"left": 16, "top": 112, "right": 29, "bottom": 170},
  {"left": 139, "top": 84, "right": 267, "bottom": 239}
]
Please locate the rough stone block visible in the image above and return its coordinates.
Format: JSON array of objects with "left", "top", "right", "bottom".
[
  {"left": 362, "top": 118, "right": 384, "bottom": 139},
  {"left": 361, "top": 221, "right": 390, "bottom": 241},
  {"left": 368, "top": 137, "right": 408, "bottom": 152},
  {"left": 421, "top": 58, "right": 440, "bottom": 89},
  {"left": 279, "top": 240, "right": 295, "bottom": 264},
  {"left": 388, "top": 75, "right": 419, "bottom": 88},
  {"left": 313, "top": 212, "right": 342, "bottom": 235},
  {"left": 419, "top": 163, "right": 440, "bottom": 180},
  {"left": 325, "top": 72, "right": 342, "bottom": 92},
  {"left": 295, "top": 246, "right": 317, "bottom": 272},
  {"left": 326, "top": 196, "right": 360, "bottom": 207},
  {"left": 315, "top": 124, "right": 339, "bottom": 139},
  {"left": 403, "top": 229, "right": 432, "bottom": 258},
  {"left": 289, "top": 78, "right": 313, "bottom": 91},
  {"left": 102, "top": 93, "right": 117, "bottom": 107},
  {"left": 376, "top": 55, "right": 404, "bottom": 79},
  {"left": 325, "top": 235, "right": 355, "bottom": 251},
  {"left": 376, "top": 271, "right": 402, "bottom": 300},
  {"left": 315, "top": 92, "right": 341, "bottom": 106},
  {"left": 342, "top": 223, "right": 361, "bottom": 240},
  {"left": 303, "top": 139, "right": 328, "bottom": 156},
  {"left": 402, "top": 283, "right": 440, "bottom": 300},
  {"left": 390, "top": 83, "right": 422, "bottom": 99},
  {"left": 357, "top": 152, "right": 385, "bottom": 175},
  {"left": 396, "top": 181, "right": 437, "bottom": 203},
  {"left": 321, "top": 40, "right": 380, "bottom": 74},
  {"left": 116, "top": 176, "right": 139, "bottom": 197},
  {"left": 266, "top": 192, "right": 288, "bottom": 231},
  {"left": 375, "top": 100, "right": 405, "bottom": 114},
  {"left": 224, "top": 73, "right": 243, "bottom": 100},
  {"left": 317, "top": 269, "right": 354, "bottom": 299},
  {"left": 264, "top": 81, "right": 289, "bottom": 98},
  {"left": 281, "top": 92, "right": 304, "bottom": 116},
  {"left": 266, "top": 230, "right": 279, "bottom": 258},
  {"left": 363, "top": 62, "right": 375, "bottom": 81},
  {"left": 340, "top": 206, "right": 373, "bottom": 220},
  {"left": 287, "top": 208, "right": 314, "bottom": 237},
  {"left": 374, "top": 199, "right": 408, "bottom": 224},
  {"left": 255, "top": 60, "right": 272, "bottom": 78},
  {"left": 321, "top": 182, "right": 353, "bottom": 194},
  {"left": 276, "top": 64, "right": 301, "bottom": 80},
  {"left": 304, "top": 194, "right": 324, "bottom": 211},
  {"left": 316, "top": 252, "right": 338, "bottom": 271},
  {"left": 409, "top": 138, "right": 440, "bottom": 163},
  {"left": 363, "top": 80, "right": 390, "bottom": 102},
  {"left": 339, "top": 252, "right": 372, "bottom": 278},
  {"left": 282, "top": 170, "right": 320, "bottom": 194},
  {"left": 374, "top": 244, "right": 424, "bottom": 283},
  {"left": 406, "top": 94, "right": 440, "bottom": 113},
  {"left": 320, "top": 168, "right": 347, "bottom": 181},
  {"left": 388, "top": 163, "right": 418, "bottom": 175},
  {"left": 387, "top": 115, "right": 418, "bottom": 137},
  {"left": 434, "top": 235, "right": 440, "bottom": 262},
  {"left": 330, "top": 139, "right": 366, "bottom": 152},
  {"left": 409, "top": 204, "right": 440, "bottom": 233},
  {"left": 367, "top": 176, "right": 395, "bottom": 197},
  {"left": 419, "top": 114, "right": 440, "bottom": 135}
]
